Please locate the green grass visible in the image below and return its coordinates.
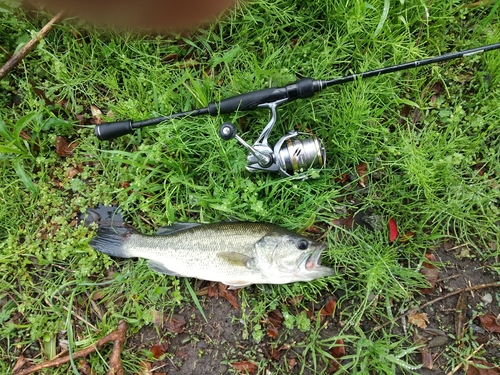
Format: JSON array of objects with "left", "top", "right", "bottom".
[{"left": 1, "top": 0, "right": 500, "bottom": 373}]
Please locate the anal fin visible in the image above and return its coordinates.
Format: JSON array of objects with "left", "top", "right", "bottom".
[{"left": 147, "top": 260, "right": 183, "bottom": 277}]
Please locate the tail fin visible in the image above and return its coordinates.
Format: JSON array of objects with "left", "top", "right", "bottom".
[{"left": 89, "top": 226, "right": 135, "bottom": 258}]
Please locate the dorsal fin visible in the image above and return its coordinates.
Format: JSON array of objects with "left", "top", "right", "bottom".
[{"left": 156, "top": 222, "right": 202, "bottom": 235}]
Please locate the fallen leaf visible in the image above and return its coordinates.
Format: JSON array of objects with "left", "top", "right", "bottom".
[
  {"left": 288, "top": 358, "right": 296, "bottom": 370},
  {"left": 150, "top": 343, "right": 168, "bottom": 359},
  {"left": 334, "top": 173, "right": 349, "bottom": 185},
  {"left": 306, "top": 225, "right": 322, "bottom": 234},
  {"left": 420, "top": 253, "right": 439, "bottom": 295},
  {"left": 388, "top": 218, "right": 398, "bottom": 242},
  {"left": 408, "top": 312, "right": 430, "bottom": 329},
  {"left": 413, "top": 331, "right": 433, "bottom": 370},
  {"left": 77, "top": 359, "right": 94, "bottom": 375},
  {"left": 55, "top": 136, "right": 78, "bottom": 157},
  {"left": 455, "top": 292, "right": 468, "bottom": 340},
  {"left": 478, "top": 314, "right": 500, "bottom": 334},
  {"left": 287, "top": 295, "right": 303, "bottom": 306},
  {"left": 231, "top": 361, "right": 258, "bottom": 374},
  {"left": 75, "top": 113, "right": 86, "bottom": 125},
  {"left": 218, "top": 283, "right": 239, "bottom": 309},
  {"left": 12, "top": 355, "right": 27, "bottom": 372},
  {"left": 67, "top": 164, "right": 83, "bottom": 179},
  {"left": 356, "top": 162, "right": 368, "bottom": 187},
  {"left": 320, "top": 297, "right": 337, "bottom": 318},
  {"left": 399, "top": 231, "right": 415, "bottom": 243},
  {"left": 328, "top": 338, "right": 345, "bottom": 372},
  {"left": 90, "top": 105, "right": 103, "bottom": 125},
  {"left": 208, "top": 282, "right": 218, "bottom": 298},
  {"left": 267, "top": 326, "right": 278, "bottom": 339},
  {"left": 467, "top": 359, "right": 500, "bottom": 375},
  {"left": 267, "top": 309, "right": 284, "bottom": 328},
  {"left": 176, "top": 350, "right": 188, "bottom": 361},
  {"left": 165, "top": 314, "right": 186, "bottom": 333},
  {"left": 420, "top": 349, "right": 433, "bottom": 370},
  {"left": 331, "top": 338, "right": 345, "bottom": 358},
  {"left": 137, "top": 361, "right": 152, "bottom": 375},
  {"left": 267, "top": 347, "right": 281, "bottom": 360}
]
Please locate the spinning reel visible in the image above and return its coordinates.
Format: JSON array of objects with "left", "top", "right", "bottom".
[
  {"left": 94, "top": 43, "right": 500, "bottom": 178},
  {"left": 218, "top": 100, "right": 325, "bottom": 177}
]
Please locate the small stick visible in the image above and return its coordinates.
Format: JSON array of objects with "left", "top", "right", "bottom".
[
  {"left": 0, "top": 11, "right": 64, "bottom": 80},
  {"left": 13, "top": 320, "right": 128, "bottom": 375},
  {"left": 374, "top": 282, "right": 500, "bottom": 331},
  {"left": 446, "top": 344, "right": 484, "bottom": 375}
]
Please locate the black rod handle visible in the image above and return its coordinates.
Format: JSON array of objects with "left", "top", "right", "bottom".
[{"left": 94, "top": 120, "right": 134, "bottom": 140}]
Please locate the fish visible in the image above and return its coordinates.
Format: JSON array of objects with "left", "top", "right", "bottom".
[{"left": 89, "top": 221, "right": 334, "bottom": 289}]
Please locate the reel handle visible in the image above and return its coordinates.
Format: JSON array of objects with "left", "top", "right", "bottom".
[{"left": 220, "top": 122, "right": 273, "bottom": 168}]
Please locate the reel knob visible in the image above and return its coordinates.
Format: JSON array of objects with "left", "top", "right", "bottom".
[{"left": 219, "top": 122, "right": 237, "bottom": 140}]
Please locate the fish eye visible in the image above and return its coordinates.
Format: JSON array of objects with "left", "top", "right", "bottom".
[{"left": 296, "top": 240, "right": 309, "bottom": 250}]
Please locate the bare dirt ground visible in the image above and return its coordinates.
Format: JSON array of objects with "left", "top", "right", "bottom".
[{"left": 125, "top": 243, "right": 499, "bottom": 375}]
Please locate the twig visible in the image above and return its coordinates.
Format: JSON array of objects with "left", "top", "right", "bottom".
[
  {"left": 374, "top": 282, "right": 500, "bottom": 331},
  {"left": 0, "top": 11, "right": 64, "bottom": 80},
  {"left": 463, "top": 0, "right": 497, "bottom": 8},
  {"left": 13, "top": 320, "right": 128, "bottom": 375},
  {"left": 446, "top": 344, "right": 484, "bottom": 375}
]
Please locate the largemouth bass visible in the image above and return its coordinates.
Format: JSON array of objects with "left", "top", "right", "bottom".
[{"left": 90, "top": 221, "right": 334, "bottom": 288}]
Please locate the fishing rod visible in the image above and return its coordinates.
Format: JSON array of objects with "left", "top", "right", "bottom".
[{"left": 94, "top": 42, "right": 500, "bottom": 178}]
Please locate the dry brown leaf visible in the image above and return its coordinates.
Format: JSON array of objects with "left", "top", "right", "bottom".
[
  {"left": 218, "top": 283, "right": 239, "bottom": 309},
  {"left": 77, "top": 359, "right": 94, "bottom": 375},
  {"left": 288, "top": 358, "right": 297, "bottom": 370},
  {"left": 287, "top": 295, "right": 303, "bottom": 306},
  {"left": 266, "top": 347, "right": 281, "bottom": 360},
  {"left": 320, "top": 297, "right": 337, "bottom": 317},
  {"left": 267, "top": 326, "right": 278, "bottom": 339},
  {"left": 90, "top": 105, "right": 103, "bottom": 125},
  {"left": 176, "top": 350, "right": 188, "bottom": 361},
  {"left": 150, "top": 343, "right": 168, "bottom": 359},
  {"left": 467, "top": 359, "right": 500, "bottom": 375},
  {"left": 136, "top": 361, "right": 152, "bottom": 375},
  {"left": 231, "top": 361, "right": 258, "bottom": 374},
  {"left": 408, "top": 312, "right": 430, "bottom": 329},
  {"left": 414, "top": 331, "right": 433, "bottom": 370},
  {"left": 165, "top": 314, "right": 186, "bottom": 333},
  {"left": 67, "top": 164, "right": 83, "bottom": 179},
  {"left": 267, "top": 309, "right": 283, "bottom": 328},
  {"left": 356, "top": 162, "right": 368, "bottom": 187},
  {"left": 478, "top": 314, "right": 500, "bottom": 334},
  {"left": 55, "top": 136, "right": 78, "bottom": 157},
  {"left": 328, "top": 338, "right": 345, "bottom": 372},
  {"left": 420, "top": 253, "right": 439, "bottom": 295}
]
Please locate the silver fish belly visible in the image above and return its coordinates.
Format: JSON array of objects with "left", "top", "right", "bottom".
[{"left": 89, "top": 221, "right": 334, "bottom": 288}]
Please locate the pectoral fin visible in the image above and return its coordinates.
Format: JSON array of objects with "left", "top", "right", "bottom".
[{"left": 217, "top": 252, "right": 255, "bottom": 269}]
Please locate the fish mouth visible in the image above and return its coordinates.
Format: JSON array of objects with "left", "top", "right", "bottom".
[{"left": 305, "top": 245, "right": 327, "bottom": 271}]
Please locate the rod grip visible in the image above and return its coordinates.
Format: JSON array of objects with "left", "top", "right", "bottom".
[{"left": 94, "top": 120, "right": 134, "bottom": 140}]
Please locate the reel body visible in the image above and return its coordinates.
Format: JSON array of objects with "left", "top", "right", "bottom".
[{"left": 219, "top": 101, "right": 325, "bottom": 178}]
